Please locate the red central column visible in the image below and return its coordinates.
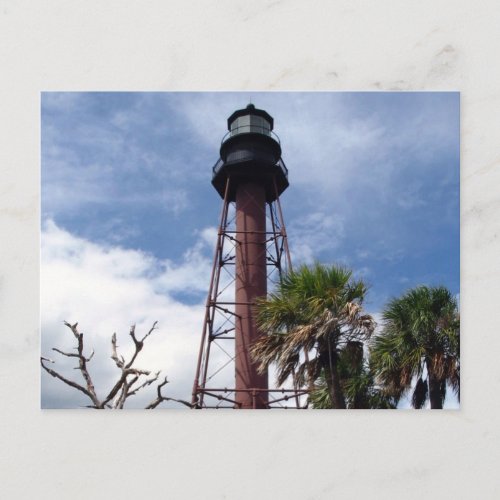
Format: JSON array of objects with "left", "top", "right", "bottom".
[{"left": 235, "top": 181, "right": 268, "bottom": 409}]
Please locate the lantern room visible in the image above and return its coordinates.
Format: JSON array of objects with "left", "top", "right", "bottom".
[{"left": 211, "top": 104, "right": 288, "bottom": 202}]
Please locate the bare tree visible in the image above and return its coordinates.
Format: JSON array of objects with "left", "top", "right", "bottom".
[{"left": 41, "top": 321, "right": 191, "bottom": 409}]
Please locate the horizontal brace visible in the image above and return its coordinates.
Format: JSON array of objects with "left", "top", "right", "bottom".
[
  {"left": 212, "top": 304, "right": 240, "bottom": 317},
  {"left": 212, "top": 301, "right": 255, "bottom": 306},
  {"left": 212, "top": 327, "right": 235, "bottom": 336},
  {"left": 223, "top": 230, "right": 278, "bottom": 235},
  {"left": 268, "top": 392, "right": 310, "bottom": 405},
  {"left": 200, "top": 388, "right": 308, "bottom": 394},
  {"left": 217, "top": 262, "right": 280, "bottom": 266},
  {"left": 200, "top": 392, "right": 239, "bottom": 405}
]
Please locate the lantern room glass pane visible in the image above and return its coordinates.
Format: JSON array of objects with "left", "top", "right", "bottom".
[
  {"left": 231, "top": 114, "right": 271, "bottom": 136},
  {"left": 250, "top": 115, "right": 270, "bottom": 135},
  {"left": 231, "top": 115, "right": 250, "bottom": 135}
]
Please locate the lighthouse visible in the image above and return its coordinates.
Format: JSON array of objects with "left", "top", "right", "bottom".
[{"left": 192, "top": 104, "right": 302, "bottom": 409}]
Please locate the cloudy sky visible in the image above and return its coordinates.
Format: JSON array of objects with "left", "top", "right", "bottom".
[{"left": 41, "top": 92, "right": 459, "bottom": 409}]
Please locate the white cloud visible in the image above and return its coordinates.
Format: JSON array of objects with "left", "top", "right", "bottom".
[
  {"left": 288, "top": 211, "right": 345, "bottom": 264},
  {"left": 41, "top": 220, "right": 232, "bottom": 408}
]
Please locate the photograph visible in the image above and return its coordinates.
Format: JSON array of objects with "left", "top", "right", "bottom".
[{"left": 41, "top": 91, "right": 460, "bottom": 409}]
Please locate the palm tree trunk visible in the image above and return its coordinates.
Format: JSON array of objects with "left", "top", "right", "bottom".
[
  {"left": 427, "top": 370, "right": 443, "bottom": 409},
  {"left": 322, "top": 350, "right": 346, "bottom": 409}
]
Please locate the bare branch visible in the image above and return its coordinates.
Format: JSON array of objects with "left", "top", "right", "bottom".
[
  {"left": 129, "top": 324, "right": 140, "bottom": 348},
  {"left": 42, "top": 322, "right": 103, "bottom": 407},
  {"left": 146, "top": 377, "right": 169, "bottom": 409},
  {"left": 63, "top": 322, "right": 99, "bottom": 405},
  {"left": 102, "top": 375, "right": 127, "bottom": 407},
  {"left": 114, "top": 382, "right": 129, "bottom": 409},
  {"left": 52, "top": 347, "right": 79, "bottom": 358},
  {"left": 41, "top": 357, "right": 96, "bottom": 402},
  {"left": 126, "top": 322, "right": 158, "bottom": 368},
  {"left": 125, "top": 375, "right": 140, "bottom": 394},
  {"left": 141, "top": 321, "right": 158, "bottom": 342},
  {"left": 44, "top": 320, "right": 170, "bottom": 409},
  {"left": 104, "top": 324, "right": 158, "bottom": 406},
  {"left": 127, "top": 368, "right": 151, "bottom": 376},
  {"left": 110, "top": 332, "right": 124, "bottom": 369},
  {"left": 127, "top": 371, "right": 160, "bottom": 398},
  {"left": 146, "top": 377, "right": 192, "bottom": 409}
]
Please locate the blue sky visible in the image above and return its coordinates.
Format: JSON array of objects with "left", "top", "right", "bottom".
[{"left": 41, "top": 92, "right": 459, "bottom": 408}]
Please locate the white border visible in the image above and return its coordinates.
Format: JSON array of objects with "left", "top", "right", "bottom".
[{"left": 1, "top": 1, "right": 498, "bottom": 498}]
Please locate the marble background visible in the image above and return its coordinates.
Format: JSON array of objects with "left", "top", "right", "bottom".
[{"left": 1, "top": 1, "right": 499, "bottom": 498}]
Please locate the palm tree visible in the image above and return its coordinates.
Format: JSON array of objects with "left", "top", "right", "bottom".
[
  {"left": 250, "top": 263, "right": 375, "bottom": 409},
  {"left": 370, "top": 286, "right": 460, "bottom": 409},
  {"left": 309, "top": 342, "right": 398, "bottom": 409}
]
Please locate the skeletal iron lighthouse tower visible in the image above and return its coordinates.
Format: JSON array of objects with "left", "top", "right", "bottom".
[{"left": 192, "top": 105, "right": 305, "bottom": 409}]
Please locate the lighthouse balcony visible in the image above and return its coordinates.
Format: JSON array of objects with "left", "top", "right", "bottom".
[
  {"left": 211, "top": 156, "right": 289, "bottom": 202},
  {"left": 213, "top": 156, "right": 288, "bottom": 178}
]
